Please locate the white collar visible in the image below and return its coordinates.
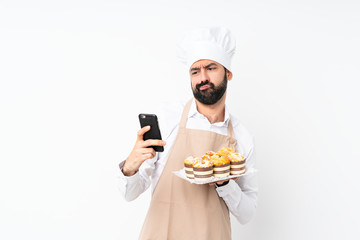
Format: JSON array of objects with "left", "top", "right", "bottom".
[{"left": 188, "top": 98, "right": 230, "bottom": 127}]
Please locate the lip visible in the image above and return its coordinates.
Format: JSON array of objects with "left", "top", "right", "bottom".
[{"left": 199, "top": 85, "right": 210, "bottom": 91}]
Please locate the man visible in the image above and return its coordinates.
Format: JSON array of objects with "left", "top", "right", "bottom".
[{"left": 118, "top": 26, "right": 258, "bottom": 240}]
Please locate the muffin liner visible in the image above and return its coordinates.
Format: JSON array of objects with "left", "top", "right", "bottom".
[{"left": 173, "top": 168, "right": 257, "bottom": 184}]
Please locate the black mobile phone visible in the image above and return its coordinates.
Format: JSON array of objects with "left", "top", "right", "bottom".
[{"left": 138, "top": 113, "right": 164, "bottom": 152}]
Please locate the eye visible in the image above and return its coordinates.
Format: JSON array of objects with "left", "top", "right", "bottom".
[{"left": 191, "top": 71, "right": 198, "bottom": 75}]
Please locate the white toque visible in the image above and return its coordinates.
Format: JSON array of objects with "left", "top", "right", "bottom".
[{"left": 177, "top": 26, "right": 236, "bottom": 72}]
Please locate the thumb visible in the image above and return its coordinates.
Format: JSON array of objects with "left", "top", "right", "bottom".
[{"left": 137, "top": 125, "right": 151, "bottom": 141}]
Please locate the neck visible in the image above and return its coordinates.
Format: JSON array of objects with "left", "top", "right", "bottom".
[{"left": 194, "top": 94, "right": 226, "bottom": 124}]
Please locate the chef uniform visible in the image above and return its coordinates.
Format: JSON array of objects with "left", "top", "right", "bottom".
[
  {"left": 138, "top": 99, "right": 237, "bottom": 240},
  {"left": 118, "top": 26, "right": 258, "bottom": 240}
]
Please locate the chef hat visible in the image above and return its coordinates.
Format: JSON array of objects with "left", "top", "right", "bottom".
[{"left": 177, "top": 26, "right": 236, "bottom": 72}]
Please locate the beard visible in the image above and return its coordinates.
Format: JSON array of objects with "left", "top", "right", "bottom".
[{"left": 192, "top": 72, "right": 228, "bottom": 105}]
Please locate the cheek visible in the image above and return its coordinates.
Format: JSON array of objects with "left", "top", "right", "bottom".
[
  {"left": 190, "top": 77, "right": 200, "bottom": 87},
  {"left": 212, "top": 72, "right": 225, "bottom": 83},
  {"left": 191, "top": 81, "right": 197, "bottom": 90}
]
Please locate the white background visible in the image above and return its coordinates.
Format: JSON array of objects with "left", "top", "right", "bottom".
[{"left": 1, "top": 0, "right": 360, "bottom": 239}]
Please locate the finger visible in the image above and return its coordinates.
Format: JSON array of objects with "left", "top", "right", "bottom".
[
  {"left": 142, "top": 139, "right": 166, "bottom": 148},
  {"left": 141, "top": 148, "right": 156, "bottom": 158},
  {"left": 216, "top": 181, "right": 224, "bottom": 185},
  {"left": 137, "top": 126, "right": 151, "bottom": 141},
  {"left": 141, "top": 153, "right": 154, "bottom": 161},
  {"left": 209, "top": 182, "right": 215, "bottom": 186}
]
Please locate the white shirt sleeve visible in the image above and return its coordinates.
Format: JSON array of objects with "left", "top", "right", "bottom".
[
  {"left": 117, "top": 153, "right": 159, "bottom": 201},
  {"left": 116, "top": 102, "right": 172, "bottom": 201},
  {"left": 215, "top": 145, "right": 258, "bottom": 224}
]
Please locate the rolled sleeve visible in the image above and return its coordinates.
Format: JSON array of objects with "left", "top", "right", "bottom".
[
  {"left": 117, "top": 156, "right": 156, "bottom": 201},
  {"left": 216, "top": 180, "right": 241, "bottom": 198},
  {"left": 118, "top": 161, "right": 141, "bottom": 185},
  {"left": 117, "top": 160, "right": 142, "bottom": 201},
  {"left": 215, "top": 170, "right": 258, "bottom": 224}
]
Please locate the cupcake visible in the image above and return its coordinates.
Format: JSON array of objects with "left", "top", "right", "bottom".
[
  {"left": 217, "top": 147, "right": 235, "bottom": 158},
  {"left": 201, "top": 151, "right": 216, "bottom": 161},
  {"left": 193, "top": 159, "right": 214, "bottom": 182},
  {"left": 184, "top": 156, "right": 198, "bottom": 179},
  {"left": 210, "top": 154, "right": 230, "bottom": 178},
  {"left": 229, "top": 153, "right": 246, "bottom": 175}
]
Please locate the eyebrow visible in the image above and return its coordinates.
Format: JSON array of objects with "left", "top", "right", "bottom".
[{"left": 190, "top": 63, "right": 218, "bottom": 72}]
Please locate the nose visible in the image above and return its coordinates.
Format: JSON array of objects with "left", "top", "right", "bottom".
[{"left": 199, "top": 68, "right": 209, "bottom": 83}]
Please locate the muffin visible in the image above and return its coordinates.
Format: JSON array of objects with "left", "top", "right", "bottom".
[
  {"left": 229, "top": 153, "right": 246, "bottom": 175},
  {"left": 217, "top": 147, "right": 235, "bottom": 158},
  {"left": 210, "top": 154, "right": 230, "bottom": 178},
  {"left": 201, "top": 151, "right": 216, "bottom": 161},
  {"left": 184, "top": 156, "right": 198, "bottom": 179},
  {"left": 193, "top": 159, "right": 214, "bottom": 182}
]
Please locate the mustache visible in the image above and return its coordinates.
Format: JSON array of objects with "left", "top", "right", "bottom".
[{"left": 196, "top": 80, "right": 215, "bottom": 91}]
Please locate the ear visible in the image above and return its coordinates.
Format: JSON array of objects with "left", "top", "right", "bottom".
[{"left": 226, "top": 70, "right": 233, "bottom": 81}]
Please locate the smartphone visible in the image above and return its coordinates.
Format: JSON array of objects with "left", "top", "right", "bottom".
[{"left": 138, "top": 113, "right": 164, "bottom": 152}]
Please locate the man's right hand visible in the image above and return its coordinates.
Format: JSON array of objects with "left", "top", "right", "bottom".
[{"left": 122, "top": 125, "right": 166, "bottom": 176}]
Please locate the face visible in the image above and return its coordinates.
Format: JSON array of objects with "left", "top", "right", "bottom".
[{"left": 190, "top": 59, "right": 232, "bottom": 105}]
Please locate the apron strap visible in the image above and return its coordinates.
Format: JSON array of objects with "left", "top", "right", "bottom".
[
  {"left": 179, "top": 99, "right": 193, "bottom": 130},
  {"left": 179, "top": 99, "right": 234, "bottom": 138},
  {"left": 227, "top": 119, "right": 234, "bottom": 138}
]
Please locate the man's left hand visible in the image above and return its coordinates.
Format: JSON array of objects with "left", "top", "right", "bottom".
[{"left": 209, "top": 177, "right": 239, "bottom": 186}]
